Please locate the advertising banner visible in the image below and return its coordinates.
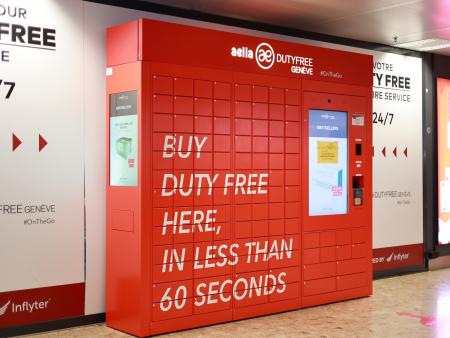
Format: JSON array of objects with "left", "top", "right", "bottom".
[
  {"left": 0, "top": 0, "right": 85, "bottom": 328},
  {"left": 369, "top": 52, "right": 423, "bottom": 271},
  {"left": 437, "top": 78, "right": 450, "bottom": 245}
]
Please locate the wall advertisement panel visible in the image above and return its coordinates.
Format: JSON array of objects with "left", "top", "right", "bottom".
[
  {"left": 369, "top": 52, "right": 423, "bottom": 271},
  {"left": 0, "top": 0, "right": 85, "bottom": 329},
  {"left": 437, "top": 78, "right": 450, "bottom": 245}
]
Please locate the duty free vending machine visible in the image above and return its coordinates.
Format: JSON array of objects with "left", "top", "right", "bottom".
[{"left": 106, "top": 18, "right": 373, "bottom": 337}]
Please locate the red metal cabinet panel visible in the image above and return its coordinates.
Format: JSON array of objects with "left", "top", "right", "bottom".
[
  {"left": 152, "top": 298, "right": 193, "bottom": 321},
  {"left": 235, "top": 221, "right": 252, "bottom": 238},
  {"left": 214, "top": 82, "right": 231, "bottom": 100},
  {"left": 336, "top": 258, "right": 366, "bottom": 275},
  {"left": 268, "top": 170, "right": 284, "bottom": 186},
  {"left": 253, "top": 137, "right": 268, "bottom": 153},
  {"left": 269, "top": 137, "right": 283, "bottom": 153},
  {"left": 337, "top": 230, "right": 352, "bottom": 245},
  {"left": 304, "top": 248, "right": 320, "bottom": 264},
  {"left": 285, "top": 186, "right": 300, "bottom": 202},
  {"left": 195, "top": 116, "right": 213, "bottom": 134},
  {"left": 252, "top": 153, "right": 268, "bottom": 169},
  {"left": 285, "top": 89, "right": 299, "bottom": 105},
  {"left": 269, "top": 282, "right": 300, "bottom": 302},
  {"left": 174, "top": 77, "right": 193, "bottom": 96},
  {"left": 153, "top": 75, "right": 173, "bottom": 95},
  {"left": 269, "top": 121, "right": 284, "bottom": 137},
  {"left": 336, "top": 245, "right": 352, "bottom": 260},
  {"left": 252, "top": 204, "right": 269, "bottom": 220},
  {"left": 194, "top": 98, "right": 213, "bottom": 116},
  {"left": 153, "top": 280, "right": 193, "bottom": 303},
  {"left": 235, "top": 84, "right": 252, "bottom": 101},
  {"left": 269, "top": 104, "right": 284, "bottom": 120},
  {"left": 284, "top": 218, "right": 299, "bottom": 234},
  {"left": 303, "top": 278, "right": 336, "bottom": 296},
  {"left": 252, "top": 120, "right": 268, "bottom": 136},
  {"left": 352, "top": 228, "right": 366, "bottom": 243},
  {"left": 214, "top": 100, "right": 230, "bottom": 117},
  {"left": 235, "top": 204, "right": 252, "bottom": 221},
  {"left": 268, "top": 219, "right": 284, "bottom": 236},
  {"left": 174, "top": 115, "right": 194, "bottom": 133},
  {"left": 153, "top": 95, "right": 173, "bottom": 114},
  {"left": 285, "top": 170, "right": 300, "bottom": 186},
  {"left": 235, "top": 101, "right": 252, "bottom": 118},
  {"left": 285, "top": 105, "right": 300, "bottom": 121},
  {"left": 320, "top": 246, "right": 336, "bottom": 262},
  {"left": 252, "top": 103, "right": 268, "bottom": 119},
  {"left": 235, "top": 119, "right": 252, "bottom": 135},
  {"left": 235, "top": 153, "right": 251, "bottom": 169},
  {"left": 195, "top": 80, "right": 212, "bottom": 98},
  {"left": 269, "top": 154, "right": 284, "bottom": 170},
  {"left": 252, "top": 219, "right": 269, "bottom": 237},
  {"left": 352, "top": 243, "right": 367, "bottom": 258},
  {"left": 269, "top": 87, "right": 284, "bottom": 104},
  {"left": 285, "top": 138, "right": 300, "bottom": 153},
  {"left": 154, "top": 114, "right": 173, "bottom": 132},
  {"left": 268, "top": 202, "right": 284, "bottom": 219},
  {"left": 252, "top": 85, "right": 268, "bottom": 102},
  {"left": 304, "top": 233, "right": 320, "bottom": 249},
  {"left": 285, "top": 121, "right": 300, "bottom": 137},
  {"left": 320, "top": 232, "right": 336, "bottom": 247},
  {"left": 214, "top": 153, "right": 231, "bottom": 170},
  {"left": 269, "top": 187, "right": 284, "bottom": 203},
  {"left": 235, "top": 136, "right": 252, "bottom": 152},
  {"left": 337, "top": 273, "right": 367, "bottom": 291},
  {"left": 174, "top": 96, "right": 194, "bottom": 115},
  {"left": 285, "top": 154, "right": 300, "bottom": 169},
  {"left": 214, "top": 135, "right": 231, "bottom": 152},
  {"left": 214, "top": 117, "right": 231, "bottom": 134},
  {"left": 194, "top": 152, "right": 212, "bottom": 169},
  {"left": 303, "top": 262, "right": 336, "bottom": 280}
]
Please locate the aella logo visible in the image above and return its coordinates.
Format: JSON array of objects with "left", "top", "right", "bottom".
[
  {"left": 0, "top": 301, "right": 10, "bottom": 316},
  {"left": 255, "top": 42, "right": 275, "bottom": 70},
  {"left": 230, "top": 42, "right": 314, "bottom": 75}
]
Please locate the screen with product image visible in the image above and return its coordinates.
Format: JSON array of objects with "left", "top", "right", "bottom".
[
  {"left": 110, "top": 90, "right": 138, "bottom": 186},
  {"left": 309, "top": 109, "right": 348, "bottom": 216}
]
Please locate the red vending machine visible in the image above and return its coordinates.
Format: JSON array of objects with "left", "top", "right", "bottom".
[{"left": 106, "top": 18, "right": 372, "bottom": 337}]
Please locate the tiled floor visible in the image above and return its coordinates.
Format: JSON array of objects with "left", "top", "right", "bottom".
[{"left": 24, "top": 268, "right": 450, "bottom": 337}]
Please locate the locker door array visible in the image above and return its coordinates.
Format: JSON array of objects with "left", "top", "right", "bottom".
[
  {"left": 232, "top": 78, "right": 301, "bottom": 319},
  {"left": 150, "top": 68, "right": 303, "bottom": 326},
  {"left": 301, "top": 92, "right": 371, "bottom": 307},
  {"left": 151, "top": 73, "right": 234, "bottom": 323}
]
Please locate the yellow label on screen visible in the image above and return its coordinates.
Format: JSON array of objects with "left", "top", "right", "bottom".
[{"left": 317, "top": 141, "right": 338, "bottom": 163}]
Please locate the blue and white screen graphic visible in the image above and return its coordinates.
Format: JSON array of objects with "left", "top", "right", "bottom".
[{"left": 309, "top": 110, "right": 348, "bottom": 216}]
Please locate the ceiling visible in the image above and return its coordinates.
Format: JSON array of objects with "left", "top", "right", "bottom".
[{"left": 140, "top": 0, "right": 450, "bottom": 55}]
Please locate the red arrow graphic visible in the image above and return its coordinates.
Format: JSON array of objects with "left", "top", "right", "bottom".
[
  {"left": 382, "top": 146, "right": 386, "bottom": 157},
  {"left": 12, "top": 133, "right": 22, "bottom": 151},
  {"left": 404, "top": 147, "right": 408, "bottom": 158},
  {"left": 39, "top": 134, "right": 48, "bottom": 152},
  {"left": 393, "top": 147, "right": 397, "bottom": 157}
]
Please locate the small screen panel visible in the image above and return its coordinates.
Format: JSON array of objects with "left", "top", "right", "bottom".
[
  {"left": 110, "top": 91, "right": 138, "bottom": 186},
  {"left": 309, "top": 110, "right": 348, "bottom": 216}
]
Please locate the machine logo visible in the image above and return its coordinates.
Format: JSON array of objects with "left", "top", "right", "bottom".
[
  {"left": 255, "top": 42, "right": 275, "bottom": 70},
  {"left": 0, "top": 301, "right": 11, "bottom": 316},
  {"left": 230, "top": 42, "right": 314, "bottom": 74}
]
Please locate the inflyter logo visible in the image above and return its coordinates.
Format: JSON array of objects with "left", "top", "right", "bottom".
[
  {"left": 0, "top": 301, "right": 11, "bottom": 316},
  {"left": 0, "top": 299, "right": 50, "bottom": 317}
]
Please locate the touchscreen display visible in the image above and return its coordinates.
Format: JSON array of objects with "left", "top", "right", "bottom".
[{"left": 309, "top": 109, "right": 348, "bottom": 216}]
